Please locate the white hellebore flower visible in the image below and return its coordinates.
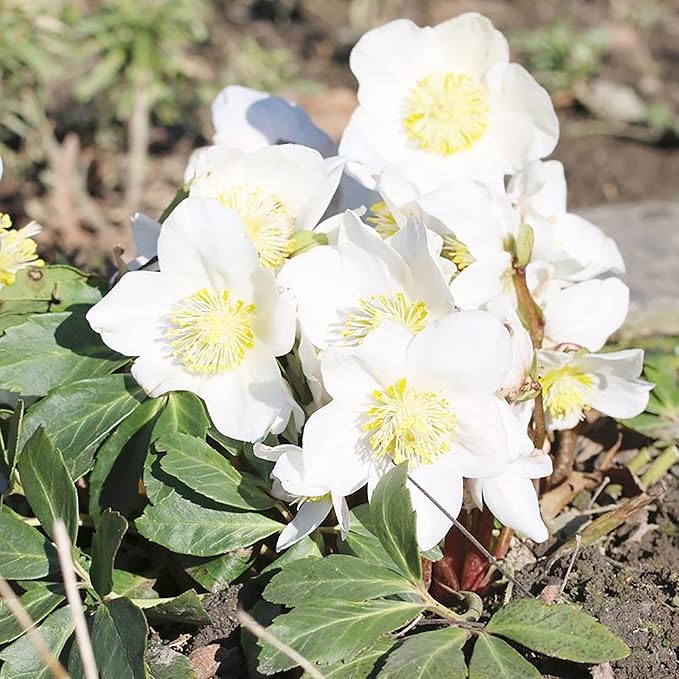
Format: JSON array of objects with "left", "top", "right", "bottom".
[
  {"left": 278, "top": 211, "right": 455, "bottom": 350},
  {"left": 339, "top": 13, "right": 558, "bottom": 191},
  {"left": 538, "top": 349, "right": 652, "bottom": 431},
  {"left": 470, "top": 448, "right": 552, "bottom": 542},
  {"left": 188, "top": 144, "right": 343, "bottom": 272},
  {"left": 211, "top": 85, "right": 337, "bottom": 157},
  {"left": 300, "top": 314, "right": 522, "bottom": 551},
  {"left": 87, "top": 197, "right": 296, "bottom": 442},
  {"left": 255, "top": 443, "right": 350, "bottom": 551}
]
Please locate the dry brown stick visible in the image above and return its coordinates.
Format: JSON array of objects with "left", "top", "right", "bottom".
[
  {"left": 237, "top": 609, "right": 325, "bottom": 679},
  {"left": 548, "top": 428, "right": 578, "bottom": 488},
  {"left": 0, "top": 576, "right": 69, "bottom": 678},
  {"left": 53, "top": 521, "right": 99, "bottom": 679}
]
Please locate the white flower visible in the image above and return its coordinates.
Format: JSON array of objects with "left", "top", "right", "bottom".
[
  {"left": 278, "top": 211, "right": 455, "bottom": 351},
  {"left": 188, "top": 144, "right": 343, "bottom": 272},
  {"left": 123, "top": 212, "right": 162, "bottom": 271},
  {"left": 299, "top": 314, "right": 522, "bottom": 550},
  {"left": 86, "top": 197, "right": 296, "bottom": 442},
  {"left": 255, "top": 443, "right": 350, "bottom": 550},
  {"left": 538, "top": 348, "right": 652, "bottom": 430},
  {"left": 470, "top": 448, "right": 552, "bottom": 542},
  {"left": 540, "top": 278, "right": 630, "bottom": 352},
  {"left": 0, "top": 213, "right": 43, "bottom": 289},
  {"left": 211, "top": 85, "right": 337, "bottom": 157},
  {"left": 339, "top": 13, "right": 558, "bottom": 191}
]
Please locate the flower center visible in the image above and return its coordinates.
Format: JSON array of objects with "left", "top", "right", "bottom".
[
  {"left": 168, "top": 288, "right": 256, "bottom": 374},
  {"left": 364, "top": 377, "right": 456, "bottom": 467},
  {"left": 403, "top": 72, "right": 490, "bottom": 155},
  {"left": 540, "top": 364, "right": 594, "bottom": 421},
  {"left": 366, "top": 201, "right": 399, "bottom": 239},
  {"left": 218, "top": 185, "right": 294, "bottom": 271},
  {"left": 441, "top": 233, "right": 475, "bottom": 271},
  {"left": 342, "top": 292, "right": 429, "bottom": 346},
  {"left": 0, "top": 216, "right": 44, "bottom": 288}
]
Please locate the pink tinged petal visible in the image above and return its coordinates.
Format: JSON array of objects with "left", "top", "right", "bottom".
[
  {"left": 198, "top": 344, "right": 287, "bottom": 443},
  {"left": 301, "top": 401, "right": 371, "bottom": 496},
  {"left": 86, "top": 271, "right": 176, "bottom": 357},
  {"left": 276, "top": 500, "right": 332, "bottom": 551},
  {"left": 543, "top": 278, "right": 630, "bottom": 352},
  {"left": 407, "top": 455, "right": 463, "bottom": 551},
  {"left": 407, "top": 311, "right": 512, "bottom": 394},
  {"left": 479, "top": 475, "right": 548, "bottom": 542}
]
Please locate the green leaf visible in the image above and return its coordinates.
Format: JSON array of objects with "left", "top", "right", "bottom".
[
  {"left": 152, "top": 391, "right": 209, "bottom": 441},
  {"left": 89, "top": 397, "right": 164, "bottom": 524},
  {"left": 181, "top": 550, "right": 254, "bottom": 591},
  {"left": 257, "top": 600, "right": 425, "bottom": 674},
  {"left": 0, "top": 606, "right": 75, "bottom": 679},
  {"left": 68, "top": 598, "right": 148, "bottom": 679},
  {"left": 0, "top": 312, "right": 127, "bottom": 397},
  {"left": 134, "top": 589, "right": 210, "bottom": 626},
  {"left": 468, "top": 634, "right": 541, "bottom": 679},
  {"left": 19, "top": 374, "right": 146, "bottom": 479},
  {"left": 379, "top": 628, "right": 469, "bottom": 678},
  {"left": 111, "top": 570, "right": 158, "bottom": 599},
  {"left": 339, "top": 504, "right": 399, "bottom": 570},
  {"left": 157, "top": 432, "right": 274, "bottom": 511},
  {"left": 17, "top": 427, "right": 78, "bottom": 542},
  {"left": 0, "top": 585, "right": 64, "bottom": 644},
  {"left": 91, "top": 510, "right": 128, "bottom": 597},
  {"left": 261, "top": 535, "right": 323, "bottom": 575},
  {"left": 264, "top": 554, "right": 416, "bottom": 607},
  {"left": 486, "top": 598, "right": 630, "bottom": 663},
  {"left": 307, "top": 638, "right": 395, "bottom": 678},
  {"left": 3, "top": 397, "right": 24, "bottom": 480},
  {"left": 370, "top": 464, "right": 422, "bottom": 583},
  {"left": 0, "top": 506, "right": 58, "bottom": 579},
  {"left": 146, "top": 639, "right": 196, "bottom": 679},
  {"left": 136, "top": 487, "right": 283, "bottom": 556}
]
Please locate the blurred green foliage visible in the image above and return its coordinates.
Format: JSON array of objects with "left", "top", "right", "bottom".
[{"left": 515, "top": 22, "right": 609, "bottom": 91}]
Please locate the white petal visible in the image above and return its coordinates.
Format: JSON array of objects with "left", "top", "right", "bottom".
[
  {"left": 408, "top": 454, "right": 463, "bottom": 551},
  {"left": 449, "top": 256, "right": 509, "bottom": 310},
  {"left": 333, "top": 494, "right": 350, "bottom": 538},
  {"left": 128, "top": 213, "right": 161, "bottom": 267},
  {"left": 253, "top": 442, "right": 299, "bottom": 462},
  {"left": 509, "top": 449, "right": 553, "bottom": 479},
  {"left": 131, "top": 353, "right": 201, "bottom": 399},
  {"left": 320, "top": 348, "right": 381, "bottom": 401},
  {"left": 276, "top": 500, "right": 332, "bottom": 551}
]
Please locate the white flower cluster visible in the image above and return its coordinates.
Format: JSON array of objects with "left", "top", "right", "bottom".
[{"left": 88, "top": 13, "right": 652, "bottom": 552}]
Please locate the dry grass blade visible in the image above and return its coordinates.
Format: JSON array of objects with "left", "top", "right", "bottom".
[
  {"left": 236, "top": 608, "right": 326, "bottom": 679},
  {"left": 53, "top": 519, "right": 99, "bottom": 679}
]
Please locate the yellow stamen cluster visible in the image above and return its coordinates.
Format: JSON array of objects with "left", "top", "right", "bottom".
[
  {"left": 364, "top": 377, "right": 456, "bottom": 467},
  {"left": 343, "top": 292, "right": 429, "bottom": 345},
  {"left": 441, "top": 233, "right": 475, "bottom": 271},
  {"left": 218, "top": 185, "right": 294, "bottom": 271},
  {"left": 540, "top": 364, "right": 594, "bottom": 421},
  {"left": 366, "top": 201, "right": 399, "bottom": 239},
  {"left": 0, "top": 215, "right": 44, "bottom": 288},
  {"left": 168, "top": 288, "right": 255, "bottom": 374},
  {"left": 403, "top": 72, "right": 490, "bottom": 155}
]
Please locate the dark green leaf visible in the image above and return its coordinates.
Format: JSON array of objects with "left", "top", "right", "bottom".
[
  {"left": 157, "top": 432, "right": 274, "bottom": 510},
  {"left": 0, "top": 586, "right": 64, "bottom": 644},
  {"left": 468, "top": 634, "right": 540, "bottom": 679},
  {"left": 0, "top": 312, "right": 126, "bottom": 397},
  {"left": 19, "top": 374, "right": 146, "bottom": 479},
  {"left": 379, "top": 627, "right": 469, "bottom": 678},
  {"left": 0, "top": 606, "right": 74, "bottom": 678},
  {"left": 69, "top": 598, "right": 148, "bottom": 679},
  {"left": 339, "top": 504, "right": 399, "bottom": 570},
  {"left": 0, "top": 506, "right": 58, "bottom": 579},
  {"left": 89, "top": 397, "right": 164, "bottom": 524},
  {"left": 261, "top": 536, "right": 323, "bottom": 575},
  {"left": 307, "top": 638, "right": 396, "bottom": 678},
  {"left": 135, "top": 590, "right": 210, "bottom": 626},
  {"left": 181, "top": 550, "right": 254, "bottom": 591},
  {"left": 264, "top": 554, "right": 416, "bottom": 607},
  {"left": 136, "top": 487, "right": 282, "bottom": 556},
  {"left": 370, "top": 464, "right": 422, "bottom": 583},
  {"left": 17, "top": 428, "right": 78, "bottom": 542},
  {"left": 3, "top": 398, "right": 23, "bottom": 478},
  {"left": 257, "top": 600, "right": 424, "bottom": 674},
  {"left": 152, "top": 391, "right": 209, "bottom": 441},
  {"left": 146, "top": 639, "right": 196, "bottom": 679},
  {"left": 486, "top": 598, "right": 630, "bottom": 663},
  {"left": 91, "top": 510, "right": 128, "bottom": 597},
  {"left": 111, "top": 570, "right": 158, "bottom": 599}
]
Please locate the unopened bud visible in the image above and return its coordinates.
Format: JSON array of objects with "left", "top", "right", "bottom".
[{"left": 514, "top": 222, "right": 535, "bottom": 268}]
